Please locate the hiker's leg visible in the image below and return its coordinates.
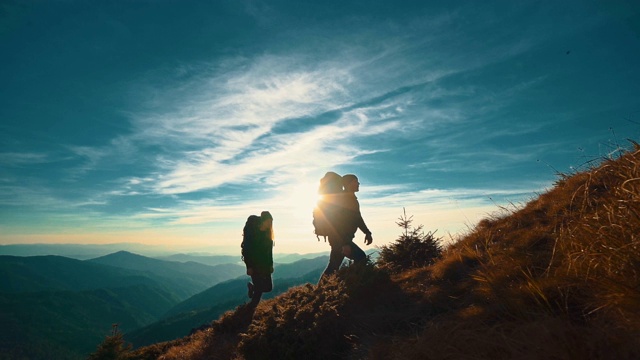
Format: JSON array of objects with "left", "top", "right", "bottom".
[
  {"left": 250, "top": 290, "right": 263, "bottom": 305},
  {"left": 254, "top": 272, "right": 273, "bottom": 293},
  {"left": 264, "top": 274, "right": 273, "bottom": 292},
  {"left": 320, "top": 241, "right": 345, "bottom": 281},
  {"left": 348, "top": 242, "right": 366, "bottom": 263},
  {"left": 249, "top": 273, "right": 265, "bottom": 305},
  {"left": 247, "top": 282, "right": 254, "bottom": 298}
]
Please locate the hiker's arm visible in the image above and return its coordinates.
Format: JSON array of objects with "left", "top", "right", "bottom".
[
  {"left": 355, "top": 214, "right": 373, "bottom": 245},
  {"left": 364, "top": 231, "right": 373, "bottom": 245},
  {"left": 357, "top": 216, "right": 371, "bottom": 236},
  {"left": 354, "top": 200, "right": 371, "bottom": 235},
  {"left": 354, "top": 201, "right": 372, "bottom": 244},
  {"left": 354, "top": 204, "right": 371, "bottom": 236}
]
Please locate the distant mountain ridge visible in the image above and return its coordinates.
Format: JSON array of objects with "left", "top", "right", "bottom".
[
  {"left": 156, "top": 253, "right": 242, "bottom": 266},
  {"left": 0, "top": 254, "right": 189, "bottom": 359},
  {"left": 0, "top": 251, "right": 241, "bottom": 359},
  {"left": 0, "top": 243, "right": 332, "bottom": 262},
  {"left": 272, "top": 251, "right": 327, "bottom": 263},
  {"left": 0, "top": 255, "right": 161, "bottom": 293},
  {"left": 87, "top": 251, "right": 245, "bottom": 298},
  {"left": 0, "top": 250, "right": 332, "bottom": 359},
  {"left": 0, "top": 243, "right": 179, "bottom": 260}
]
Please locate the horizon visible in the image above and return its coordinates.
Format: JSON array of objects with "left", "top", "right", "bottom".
[
  {"left": 2, "top": 1, "right": 639, "bottom": 254},
  {"left": 0, "top": 241, "right": 329, "bottom": 257}
]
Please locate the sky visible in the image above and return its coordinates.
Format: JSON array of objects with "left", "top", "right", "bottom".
[{"left": 1, "top": 0, "right": 639, "bottom": 255}]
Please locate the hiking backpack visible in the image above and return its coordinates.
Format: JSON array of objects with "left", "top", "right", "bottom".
[
  {"left": 312, "top": 172, "right": 343, "bottom": 241},
  {"left": 241, "top": 215, "right": 261, "bottom": 262}
]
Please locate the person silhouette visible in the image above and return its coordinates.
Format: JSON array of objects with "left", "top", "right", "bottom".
[
  {"left": 241, "top": 211, "right": 274, "bottom": 305},
  {"left": 319, "top": 174, "right": 373, "bottom": 282}
]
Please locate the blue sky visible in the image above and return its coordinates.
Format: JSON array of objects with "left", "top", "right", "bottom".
[{"left": 1, "top": 0, "right": 639, "bottom": 254}]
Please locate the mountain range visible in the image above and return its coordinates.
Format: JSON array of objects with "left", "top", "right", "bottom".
[
  {"left": 0, "top": 243, "right": 180, "bottom": 260},
  {"left": 0, "top": 250, "right": 329, "bottom": 360}
]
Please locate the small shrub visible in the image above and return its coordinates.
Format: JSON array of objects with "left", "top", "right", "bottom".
[
  {"left": 377, "top": 209, "right": 443, "bottom": 274},
  {"left": 88, "top": 329, "right": 132, "bottom": 360}
]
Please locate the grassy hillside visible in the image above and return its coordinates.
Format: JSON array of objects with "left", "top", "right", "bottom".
[
  {"left": 162, "top": 256, "right": 328, "bottom": 318},
  {"left": 113, "top": 145, "right": 640, "bottom": 359},
  {"left": 125, "top": 257, "right": 328, "bottom": 347}
]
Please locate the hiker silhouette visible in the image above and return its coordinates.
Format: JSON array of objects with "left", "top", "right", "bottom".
[
  {"left": 318, "top": 173, "right": 373, "bottom": 283},
  {"left": 241, "top": 211, "right": 274, "bottom": 305}
]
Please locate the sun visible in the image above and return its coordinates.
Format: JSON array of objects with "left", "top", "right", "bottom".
[{"left": 280, "top": 181, "right": 321, "bottom": 220}]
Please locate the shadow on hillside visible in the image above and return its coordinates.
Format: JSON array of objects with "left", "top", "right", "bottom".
[
  {"left": 181, "top": 300, "right": 258, "bottom": 338},
  {"left": 237, "top": 261, "right": 436, "bottom": 359},
  {"left": 172, "top": 302, "right": 259, "bottom": 360}
]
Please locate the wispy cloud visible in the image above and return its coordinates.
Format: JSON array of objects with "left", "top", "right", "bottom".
[
  {"left": 0, "top": 183, "right": 107, "bottom": 210},
  {"left": 0, "top": 152, "right": 50, "bottom": 166},
  {"left": 107, "top": 5, "right": 551, "bottom": 201},
  {"left": 113, "top": 32, "right": 546, "bottom": 212},
  {"left": 124, "top": 54, "right": 411, "bottom": 196}
]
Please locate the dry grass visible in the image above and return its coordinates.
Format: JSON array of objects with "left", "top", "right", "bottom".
[
  {"left": 126, "top": 145, "right": 640, "bottom": 360},
  {"left": 376, "top": 145, "right": 640, "bottom": 359}
]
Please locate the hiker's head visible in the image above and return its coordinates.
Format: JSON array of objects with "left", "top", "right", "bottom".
[
  {"left": 260, "top": 211, "right": 274, "bottom": 233},
  {"left": 342, "top": 174, "right": 360, "bottom": 192}
]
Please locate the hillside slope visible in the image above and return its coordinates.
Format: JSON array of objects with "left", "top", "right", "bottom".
[
  {"left": 162, "top": 255, "right": 329, "bottom": 318},
  {"left": 125, "top": 256, "right": 328, "bottom": 347},
  {"left": 117, "top": 146, "right": 640, "bottom": 360}
]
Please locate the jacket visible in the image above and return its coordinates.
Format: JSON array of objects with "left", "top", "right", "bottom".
[{"left": 338, "top": 192, "right": 371, "bottom": 240}]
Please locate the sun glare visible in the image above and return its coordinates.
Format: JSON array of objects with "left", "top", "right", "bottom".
[{"left": 280, "top": 181, "right": 321, "bottom": 221}]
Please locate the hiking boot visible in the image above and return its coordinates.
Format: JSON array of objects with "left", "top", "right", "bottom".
[{"left": 247, "top": 282, "right": 254, "bottom": 298}]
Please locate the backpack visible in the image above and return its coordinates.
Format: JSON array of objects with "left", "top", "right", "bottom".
[
  {"left": 312, "top": 172, "right": 343, "bottom": 241},
  {"left": 241, "top": 215, "right": 261, "bottom": 263}
]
